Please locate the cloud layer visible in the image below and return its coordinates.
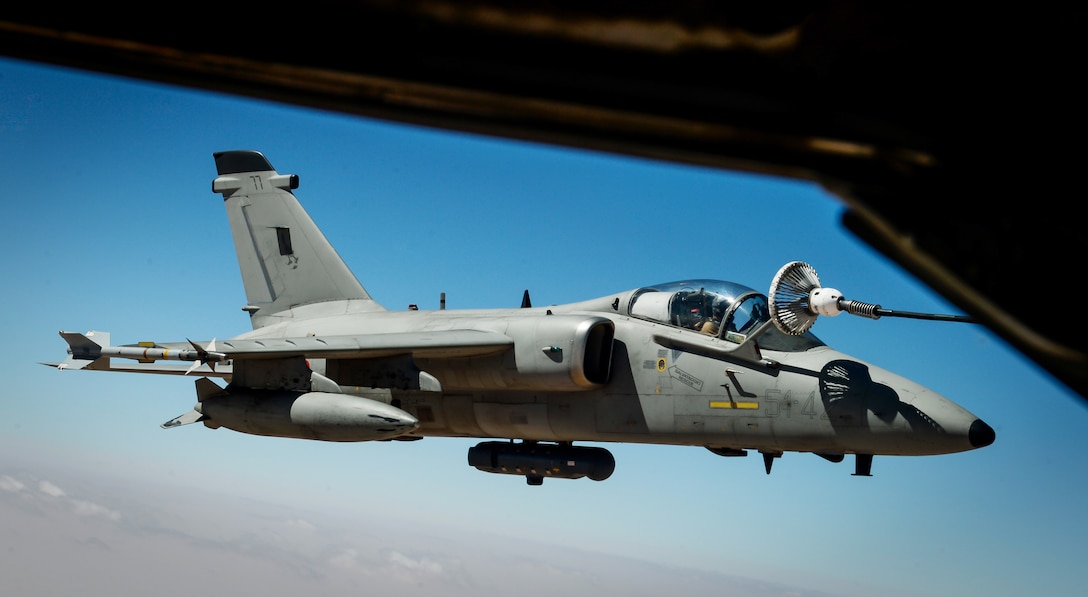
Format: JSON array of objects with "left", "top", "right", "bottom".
[{"left": 0, "top": 462, "right": 835, "bottom": 597}]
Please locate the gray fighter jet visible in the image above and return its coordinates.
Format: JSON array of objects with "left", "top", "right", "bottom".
[{"left": 48, "top": 150, "right": 995, "bottom": 484}]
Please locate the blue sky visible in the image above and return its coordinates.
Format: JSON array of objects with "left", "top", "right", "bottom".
[{"left": 2, "top": 56, "right": 1085, "bottom": 597}]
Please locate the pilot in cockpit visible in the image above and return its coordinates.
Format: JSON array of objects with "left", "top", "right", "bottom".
[{"left": 694, "top": 302, "right": 726, "bottom": 336}]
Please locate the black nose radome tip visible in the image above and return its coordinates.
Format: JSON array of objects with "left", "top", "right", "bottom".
[{"left": 969, "top": 419, "right": 996, "bottom": 448}]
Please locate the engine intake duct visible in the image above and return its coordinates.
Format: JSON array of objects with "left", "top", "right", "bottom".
[
  {"left": 468, "top": 441, "right": 615, "bottom": 485},
  {"left": 417, "top": 315, "right": 614, "bottom": 391}
]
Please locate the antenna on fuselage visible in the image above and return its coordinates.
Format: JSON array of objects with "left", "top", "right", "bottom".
[{"left": 768, "top": 261, "right": 976, "bottom": 335}]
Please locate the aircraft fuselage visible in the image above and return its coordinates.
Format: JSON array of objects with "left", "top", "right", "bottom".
[{"left": 227, "top": 300, "right": 991, "bottom": 459}]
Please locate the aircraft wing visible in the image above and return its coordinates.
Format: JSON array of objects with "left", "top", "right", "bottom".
[
  {"left": 49, "top": 329, "right": 514, "bottom": 376},
  {"left": 40, "top": 358, "right": 232, "bottom": 378},
  {"left": 215, "top": 330, "right": 514, "bottom": 360}
]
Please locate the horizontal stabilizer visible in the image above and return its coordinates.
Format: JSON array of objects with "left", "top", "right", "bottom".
[
  {"left": 195, "top": 377, "right": 229, "bottom": 402},
  {"left": 161, "top": 409, "right": 204, "bottom": 429}
]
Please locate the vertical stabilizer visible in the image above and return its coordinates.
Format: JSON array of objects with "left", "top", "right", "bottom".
[{"left": 212, "top": 151, "right": 384, "bottom": 328}]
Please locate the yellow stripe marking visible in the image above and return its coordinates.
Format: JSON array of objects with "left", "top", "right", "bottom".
[{"left": 709, "top": 401, "right": 759, "bottom": 410}]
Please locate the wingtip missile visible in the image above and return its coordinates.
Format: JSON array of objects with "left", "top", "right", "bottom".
[{"left": 54, "top": 330, "right": 228, "bottom": 371}]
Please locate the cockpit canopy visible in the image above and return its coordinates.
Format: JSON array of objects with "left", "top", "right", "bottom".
[{"left": 628, "top": 279, "right": 824, "bottom": 352}]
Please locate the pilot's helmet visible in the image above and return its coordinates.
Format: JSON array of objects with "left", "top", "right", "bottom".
[{"left": 711, "top": 302, "right": 726, "bottom": 320}]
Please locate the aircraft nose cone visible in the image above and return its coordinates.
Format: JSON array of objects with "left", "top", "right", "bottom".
[{"left": 969, "top": 419, "right": 996, "bottom": 448}]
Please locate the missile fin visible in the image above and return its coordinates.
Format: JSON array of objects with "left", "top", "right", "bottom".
[{"left": 56, "top": 330, "right": 110, "bottom": 370}]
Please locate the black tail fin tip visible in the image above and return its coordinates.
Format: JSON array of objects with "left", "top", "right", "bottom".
[{"left": 214, "top": 150, "right": 275, "bottom": 176}]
